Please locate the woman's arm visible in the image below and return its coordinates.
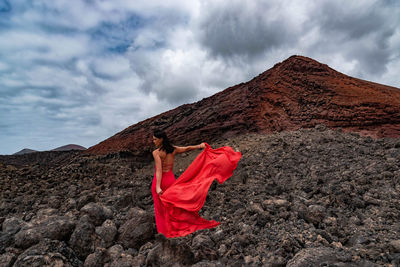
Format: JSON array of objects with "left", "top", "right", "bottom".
[
  {"left": 152, "top": 150, "right": 163, "bottom": 195},
  {"left": 174, "top": 143, "right": 205, "bottom": 154}
]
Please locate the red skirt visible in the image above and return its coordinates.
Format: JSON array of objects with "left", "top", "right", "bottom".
[{"left": 151, "top": 143, "right": 242, "bottom": 238}]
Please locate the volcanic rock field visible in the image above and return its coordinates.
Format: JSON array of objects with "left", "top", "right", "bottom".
[{"left": 1, "top": 125, "right": 400, "bottom": 266}]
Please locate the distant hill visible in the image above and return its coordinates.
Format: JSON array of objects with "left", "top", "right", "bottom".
[
  {"left": 51, "top": 144, "right": 86, "bottom": 151},
  {"left": 13, "top": 148, "right": 38, "bottom": 155},
  {"left": 11, "top": 144, "right": 86, "bottom": 156}
]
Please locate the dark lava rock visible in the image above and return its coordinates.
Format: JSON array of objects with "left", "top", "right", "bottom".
[
  {"left": 287, "top": 247, "right": 352, "bottom": 266},
  {"left": 83, "top": 247, "right": 109, "bottom": 267},
  {"left": 95, "top": 219, "right": 117, "bottom": 248},
  {"left": 299, "top": 205, "right": 326, "bottom": 225},
  {"left": 14, "top": 214, "right": 75, "bottom": 249},
  {"left": 390, "top": 240, "right": 400, "bottom": 253},
  {"left": 0, "top": 251, "right": 17, "bottom": 267},
  {"left": 145, "top": 237, "right": 194, "bottom": 267},
  {"left": 2, "top": 217, "right": 26, "bottom": 234},
  {"left": 80, "top": 202, "right": 113, "bottom": 226},
  {"left": 69, "top": 215, "right": 100, "bottom": 260},
  {"left": 0, "top": 232, "right": 15, "bottom": 254},
  {"left": 12, "top": 238, "right": 82, "bottom": 267},
  {"left": 1, "top": 126, "right": 400, "bottom": 266},
  {"left": 117, "top": 207, "right": 153, "bottom": 249}
]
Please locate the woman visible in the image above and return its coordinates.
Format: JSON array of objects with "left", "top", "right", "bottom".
[{"left": 151, "top": 129, "right": 241, "bottom": 238}]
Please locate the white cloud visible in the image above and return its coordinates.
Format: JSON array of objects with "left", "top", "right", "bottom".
[{"left": 91, "top": 55, "right": 131, "bottom": 78}]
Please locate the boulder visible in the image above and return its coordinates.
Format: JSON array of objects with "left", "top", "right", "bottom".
[
  {"left": 13, "top": 239, "right": 82, "bottom": 267},
  {"left": 80, "top": 202, "right": 113, "bottom": 226},
  {"left": 14, "top": 215, "right": 75, "bottom": 249},
  {"left": 287, "top": 247, "right": 352, "bottom": 267},
  {"left": 84, "top": 247, "right": 109, "bottom": 267},
  {"left": 95, "top": 219, "right": 117, "bottom": 248},
  {"left": 0, "top": 251, "right": 17, "bottom": 267},
  {"left": 117, "top": 207, "right": 153, "bottom": 249},
  {"left": 69, "top": 215, "right": 100, "bottom": 260},
  {"left": 2, "top": 217, "right": 26, "bottom": 233},
  {"left": 146, "top": 238, "right": 194, "bottom": 267}
]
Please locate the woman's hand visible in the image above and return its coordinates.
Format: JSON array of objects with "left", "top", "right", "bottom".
[
  {"left": 199, "top": 142, "right": 206, "bottom": 149},
  {"left": 156, "top": 186, "right": 163, "bottom": 195}
]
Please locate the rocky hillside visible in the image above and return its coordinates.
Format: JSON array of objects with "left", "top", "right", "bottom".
[
  {"left": 84, "top": 55, "right": 400, "bottom": 159},
  {"left": 1, "top": 126, "right": 400, "bottom": 266}
]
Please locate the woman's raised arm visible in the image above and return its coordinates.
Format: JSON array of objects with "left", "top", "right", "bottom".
[{"left": 174, "top": 143, "right": 205, "bottom": 154}]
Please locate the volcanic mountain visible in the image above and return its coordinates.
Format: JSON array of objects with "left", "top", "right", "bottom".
[
  {"left": 51, "top": 144, "right": 86, "bottom": 151},
  {"left": 12, "top": 148, "right": 38, "bottom": 155},
  {"left": 85, "top": 55, "right": 400, "bottom": 158}
]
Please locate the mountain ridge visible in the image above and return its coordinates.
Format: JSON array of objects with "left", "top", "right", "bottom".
[
  {"left": 11, "top": 144, "right": 86, "bottom": 156},
  {"left": 85, "top": 55, "right": 400, "bottom": 157}
]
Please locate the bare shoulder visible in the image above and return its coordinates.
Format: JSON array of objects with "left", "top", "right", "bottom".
[
  {"left": 152, "top": 149, "right": 160, "bottom": 156},
  {"left": 173, "top": 145, "right": 184, "bottom": 154}
]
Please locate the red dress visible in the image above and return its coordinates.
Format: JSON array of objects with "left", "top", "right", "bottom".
[{"left": 151, "top": 143, "right": 242, "bottom": 238}]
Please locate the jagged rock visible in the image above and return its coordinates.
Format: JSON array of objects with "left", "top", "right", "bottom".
[
  {"left": 95, "top": 219, "right": 117, "bottom": 248},
  {"left": 191, "top": 234, "right": 218, "bottom": 261},
  {"left": 191, "top": 260, "right": 225, "bottom": 267},
  {"left": 84, "top": 247, "right": 109, "bottom": 267},
  {"left": 14, "top": 215, "right": 75, "bottom": 249},
  {"left": 117, "top": 207, "right": 153, "bottom": 249},
  {"left": 13, "top": 239, "right": 82, "bottom": 267},
  {"left": 80, "top": 202, "right": 113, "bottom": 226},
  {"left": 262, "top": 198, "right": 289, "bottom": 209},
  {"left": 0, "top": 251, "right": 17, "bottom": 267},
  {"left": 2, "top": 217, "right": 26, "bottom": 233},
  {"left": 298, "top": 205, "right": 326, "bottom": 225},
  {"left": 107, "top": 244, "right": 124, "bottom": 259},
  {"left": 347, "top": 233, "right": 370, "bottom": 246},
  {"left": 390, "top": 240, "right": 400, "bottom": 253},
  {"left": 109, "top": 253, "right": 138, "bottom": 267},
  {"left": 145, "top": 238, "right": 194, "bottom": 267},
  {"left": 287, "top": 247, "right": 354, "bottom": 266},
  {"left": 0, "top": 232, "right": 15, "bottom": 254},
  {"left": 192, "top": 234, "right": 215, "bottom": 249},
  {"left": 14, "top": 228, "right": 42, "bottom": 250},
  {"left": 69, "top": 215, "right": 100, "bottom": 260},
  {"left": 103, "top": 244, "right": 144, "bottom": 267}
]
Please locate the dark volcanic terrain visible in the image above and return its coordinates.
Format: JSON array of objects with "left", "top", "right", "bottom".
[
  {"left": 1, "top": 55, "right": 400, "bottom": 266},
  {"left": 1, "top": 126, "right": 400, "bottom": 266}
]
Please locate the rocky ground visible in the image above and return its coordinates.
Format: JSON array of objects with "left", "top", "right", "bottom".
[{"left": 1, "top": 125, "right": 400, "bottom": 266}]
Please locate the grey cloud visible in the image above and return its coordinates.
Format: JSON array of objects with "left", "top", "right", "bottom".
[
  {"left": 133, "top": 56, "right": 200, "bottom": 105},
  {"left": 307, "top": 1, "right": 399, "bottom": 77},
  {"left": 315, "top": 2, "right": 394, "bottom": 41},
  {"left": 127, "top": 11, "right": 201, "bottom": 105},
  {"left": 197, "top": 1, "right": 296, "bottom": 60},
  {"left": 145, "top": 76, "right": 199, "bottom": 104}
]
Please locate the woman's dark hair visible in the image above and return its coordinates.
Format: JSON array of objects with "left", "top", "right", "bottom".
[{"left": 153, "top": 129, "right": 175, "bottom": 154}]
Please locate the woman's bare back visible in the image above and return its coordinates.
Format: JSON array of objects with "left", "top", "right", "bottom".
[
  {"left": 156, "top": 148, "right": 176, "bottom": 172},
  {"left": 153, "top": 144, "right": 204, "bottom": 173}
]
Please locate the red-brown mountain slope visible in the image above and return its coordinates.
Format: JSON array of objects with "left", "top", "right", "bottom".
[{"left": 85, "top": 55, "right": 400, "bottom": 157}]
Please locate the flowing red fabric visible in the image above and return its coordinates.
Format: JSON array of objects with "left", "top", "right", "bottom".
[{"left": 151, "top": 143, "right": 241, "bottom": 238}]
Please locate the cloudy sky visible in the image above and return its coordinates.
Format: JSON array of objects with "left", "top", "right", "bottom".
[{"left": 1, "top": 0, "right": 399, "bottom": 154}]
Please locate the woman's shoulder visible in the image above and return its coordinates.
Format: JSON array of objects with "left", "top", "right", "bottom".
[{"left": 153, "top": 147, "right": 176, "bottom": 156}]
